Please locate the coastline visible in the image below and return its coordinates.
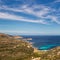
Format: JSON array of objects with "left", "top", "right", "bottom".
[
  {"left": 0, "top": 33, "right": 60, "bottom": 60},
  {"left": 22, "top": 35, "right": 60, "bottom": 51}
]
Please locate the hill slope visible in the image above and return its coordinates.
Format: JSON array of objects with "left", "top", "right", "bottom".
[{"left": 0, "top": 33, "right": 34, "bottom": 60}]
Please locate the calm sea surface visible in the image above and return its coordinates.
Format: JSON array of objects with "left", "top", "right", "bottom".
[{"left": 22, "top": 35, "right": 60, "bottom": 50}]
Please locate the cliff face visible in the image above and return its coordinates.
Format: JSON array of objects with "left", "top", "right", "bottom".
[{"left": 0, "top": 33, "right": 60, "bottom": 60}]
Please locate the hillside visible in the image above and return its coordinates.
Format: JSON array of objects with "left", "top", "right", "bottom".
[
  {"left": 0, "top": 33, "right": 34, "bottom": 60},
  {"left": 0, "top": 33, "right": 60, "bottom": 60},
  {"left": 40, "top": 46, "right": 60, "bottom": 60}
]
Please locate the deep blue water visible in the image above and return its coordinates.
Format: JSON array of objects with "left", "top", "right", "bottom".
[{"left": 22, "top": 35, "right": 60, "bottom": 50}]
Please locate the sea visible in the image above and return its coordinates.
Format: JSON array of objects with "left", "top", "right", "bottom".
[{"left": 22, "top": 35, "right": 60, "bottom": 50}]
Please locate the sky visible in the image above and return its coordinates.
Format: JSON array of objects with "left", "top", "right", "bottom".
[{"left": 0, "top": 0, "right": 60, "bottom": 35}]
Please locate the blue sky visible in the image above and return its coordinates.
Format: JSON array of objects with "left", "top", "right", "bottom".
[{"left": 0, "top": 0, "right": 60, "bottom": 35}]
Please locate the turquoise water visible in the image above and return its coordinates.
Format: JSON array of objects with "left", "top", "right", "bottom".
[
  {"left": 23, "top": 36, "right": 60, "bottom": 50},
  {"left": 39, "top": 44, "right": 57, "bottom": 50}
]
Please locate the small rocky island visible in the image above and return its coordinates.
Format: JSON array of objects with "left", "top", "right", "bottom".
[{"left": 0, "top": 33, "right": 60, "bottom": 60}]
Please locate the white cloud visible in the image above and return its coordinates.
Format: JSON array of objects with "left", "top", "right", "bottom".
[
  {"left": 54, "top": 0, "right": 60, "bottom": 3},
  {"left": 0, "top": 12, "right": 47, "bottom": 24},
  {"left": 0, "top": 5, "right": 50, "bottom": 18},
  {"left": 0, "top": 2, "right": 60, "bottom": 24},
  {"left": 49, "top": 0, "right": 60, "bottom": 5},
  {"left": 46, "top": 15, "right": 60, "bottom": 24}
]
